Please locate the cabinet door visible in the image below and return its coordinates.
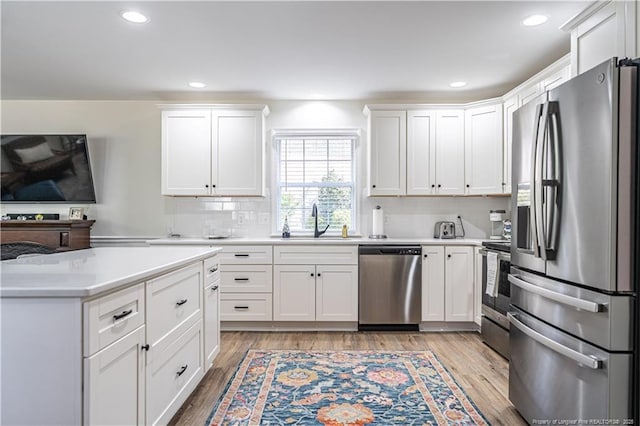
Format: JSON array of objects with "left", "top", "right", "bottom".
[
  {"left": 518, "top": 83, "right": 543, "bottom": 107},
  {"left": 212, "top": 109, "right": 264, "bottom": 196},
  {"left": 84, "top": 326, "right": 145, "bottom": 426},
  {"left": 464, "top": 104, "right": 504, "bottom": 195},
  {"left": 572, "top": 1, "right": 621, "bottom": 76},
  {"left": 435, "top": 110, "right": 465, "bottom": 195},
  {"left": 541, "top": 65, "right": 571, "bottom": 92},
  {"left": 161, "top": 109, "right": 212, "bottom": 196},
  {"left": 444, "top": 246, "right": 474, "bottom": 322},
  {"left": 406, "top": 110, "right": 437, "bottom": 195},
  {"left": 502, "top": 95, "right": 518, "bottom": 194},
  {"left": 368, "top": 110, "right": 406, "bottom": 196},
  {"left": 316, "top": 265, "right": 358, "bottom": 321},
  {"left": 421, "top": 246, "right": 445, "bottom": 321},
  {"left": 204, "top": 280, "right": 220, "bottom": 370},
  {"left": 273, "top": 265, "right": 316, "bottom": 321}
]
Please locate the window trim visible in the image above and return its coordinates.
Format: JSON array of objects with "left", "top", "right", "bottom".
[{"left": 271, "top": 128, "right": 360, "bottom": 236}]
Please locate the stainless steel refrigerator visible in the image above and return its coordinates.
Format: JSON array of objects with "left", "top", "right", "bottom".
[{"left": 510, "top": 57, "right": 638, "bottom": 423}]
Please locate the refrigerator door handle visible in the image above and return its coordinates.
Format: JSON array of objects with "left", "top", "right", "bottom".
[
  {"left": 530, "top": 103, "right": 545, "bottom": 258},
  {"left": 508, "top": 274, "right": 604, "bottom": 312},
  {"left": 541, "top": 101, "right": 561, "bottom": 260},
  {"left": 507, "top": 312, "right": 603, "bottom": 369},
  {"left": 534, "top": 101, "right": 549, "bottom": 259}
]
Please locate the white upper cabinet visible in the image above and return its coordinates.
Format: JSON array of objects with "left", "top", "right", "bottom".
[
  {"left": 561, "top": 1, "right": 636, "bottom": 76},
  {"left": 435, "top": 110, "right": 466, "bottom": 195},
  {"left": 406, "top": 110, "right": 436, "bottom": 195},
  {"left": 161, "top": 105, "right": 268, "bottom": 197},
  {"left": 212, "top": 110, "right": 264, "bottom": 196},
  {"left": 161, "top": 110, "right": 212, "bottom": 196},
  {"left": 367, "top": 110, "right": 406, "bottom": 196},
  {"left": 464, "top": 103, "right": 504, "bottom": 195},
  {"left": 502, "top": 95, "right": 517, "bottom": 194}
]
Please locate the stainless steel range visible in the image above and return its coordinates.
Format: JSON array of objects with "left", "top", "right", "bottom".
[{"left": 480, "top": 240, "right": 511, "bottom": 359}]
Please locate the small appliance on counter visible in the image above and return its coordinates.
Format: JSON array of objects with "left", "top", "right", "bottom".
[
  {"left": 369, "top": 205, "right": 387, "bottom": 239},
  {"left": 489, "top": 210, "right": 506, "bottom": 240},
  {"left": 433, "top": 221, "right": 456, "bottom": 239}
]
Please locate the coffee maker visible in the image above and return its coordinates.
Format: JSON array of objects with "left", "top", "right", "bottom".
[{"left": 489, "top": 210, "right": 506, "bottom": 240}]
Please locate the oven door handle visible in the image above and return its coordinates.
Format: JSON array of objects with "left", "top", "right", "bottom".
[
  {"left": 508, "top": 274, "right": 603, "bottom": 313},
  {"left": 478, "top": 249, "right": 510, "bottom": 261},
  {"left": 508, "top": 312, "right": 602, "bottom": 369}
]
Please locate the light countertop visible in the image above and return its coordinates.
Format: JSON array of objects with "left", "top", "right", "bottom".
[
  {"left": 0, "top": 246, "right": 221, "bottom": 298},
  {"left": 147, "top": 236, "right": 488, "bottom": 246}
]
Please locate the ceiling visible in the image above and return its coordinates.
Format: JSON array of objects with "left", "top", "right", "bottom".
[{"left": 1, "top": 1, "right": 589, "bottom": 102}]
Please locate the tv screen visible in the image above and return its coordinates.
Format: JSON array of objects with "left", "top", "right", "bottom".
[{"left": 1, "top": 134, "right": 97, "bottom": 203}]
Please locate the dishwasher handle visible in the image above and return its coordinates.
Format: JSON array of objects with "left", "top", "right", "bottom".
[{"left": 358, "top": 245, "right": 421, "bottom": 256}]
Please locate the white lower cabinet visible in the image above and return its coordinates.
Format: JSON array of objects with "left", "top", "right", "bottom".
[
  {"left": 84, "top": 326, "right": 146, "bottom": 426},
  {"left": 421, "top": 246, "right": 445, "bottom": 321},
  {"left": 316, "top": 265, "right": 358, "bottom": 321},
  {"left": 147, "top": 319, "right": 204, "bottom": 426},
  {"left": 421, "top": 245, "right": 474, "bottom": 323},
  {"left": 273, "top": 245, "right": 358, "bottom": 322},
  {"left": 204, "top": 274, "right": 220, "bottom": 369},
  {"left": 81, "top": 255, "right": 218, "bottom": 426},
  {"left": 474, "top": 247, "right": 483, "bottom": 326},
  {"left": 444, "top": 246, "right": 474, "bottom": 322},
  {"left": 273, "top": 265, "right": 317, "bottom": 321}
]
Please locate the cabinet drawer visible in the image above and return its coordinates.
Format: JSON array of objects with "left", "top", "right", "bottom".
[
  {"left": 147, "top": 264, "right": 202, "bottom": 347},
  {"left": 147, "top": 320, "right": 204, "bottom": 426},
  {"left": 84, "top": 283, "right": 145, "bottom": 356},
  {"left": 220, "top": 293, "right": 273, "bottom": 321},
  {"left": 203, "top": 257, "right": 220, "bottom": 286},
  {"left": 219, "top": 245, "right": 273, "bottom": 264},
  {"left": 220, "top": 265, "right": 272, "bottom": 293},
  {"left": 274, "top": 245, "right": 358, "bottom": 265}
]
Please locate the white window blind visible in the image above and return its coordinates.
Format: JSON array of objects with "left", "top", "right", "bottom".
[{"left": 275, "top": 134, "right": 356, "bottom": 234}]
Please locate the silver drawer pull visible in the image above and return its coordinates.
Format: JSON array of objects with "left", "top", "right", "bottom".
[
  {"left": 176, "top": 364, "right": 188, "bottom": 377},
  {"left": 113, "top": 309, "right": 133, "bottom": 321},
  {"left": 508, "top": 312, "right": 602, "bottom": 369},
  {"left": 209, "top": 266, "right": 219, "bottom": 273},
  {"left": 211, "top": 285, "right": 219, "bottom": 292},
  {"left": 508, "top": 274, "right": 603, "bottom": 312},
  {"left": 176, "top": 299, "right": 188, "bottom": 307},
  {"left": 234, "top": 278, "right": 250, "bottom": 282}
]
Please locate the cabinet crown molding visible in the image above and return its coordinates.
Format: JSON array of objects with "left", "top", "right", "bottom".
[
  {"left": 157, "top": 104, "right": 270, "bottom": 116},
  {"left": 559, "top": 0, "right": 611, "bottom": 32},
  {"left": 363, "top": 98, "right": 504, "bottom": 115}
]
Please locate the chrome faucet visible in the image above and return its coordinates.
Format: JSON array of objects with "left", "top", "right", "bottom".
[{"left": 311, "top": 203, "right": 330, "bottom": 238}]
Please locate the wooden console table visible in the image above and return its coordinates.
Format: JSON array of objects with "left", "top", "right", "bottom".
[{"left": 0, "top": 220, "right": 95, "bottom": 251}]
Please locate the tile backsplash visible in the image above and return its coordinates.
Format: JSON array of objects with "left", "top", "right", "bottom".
[{"left": 167, "top": 190, "right": 510, "bottom": 239}]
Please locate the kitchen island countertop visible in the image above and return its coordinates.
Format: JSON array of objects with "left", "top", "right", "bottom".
[{"left": 0, "top": 246, "right": 221, "bottom": 298}]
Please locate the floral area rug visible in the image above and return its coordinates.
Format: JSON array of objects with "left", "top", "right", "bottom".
[{"left": 206, "top": 350, "right": 490, "bottom": 425}]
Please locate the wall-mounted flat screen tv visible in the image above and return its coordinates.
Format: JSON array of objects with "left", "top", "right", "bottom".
[{"left": 1, "top": 134, "right": 97, "bottom": 203}]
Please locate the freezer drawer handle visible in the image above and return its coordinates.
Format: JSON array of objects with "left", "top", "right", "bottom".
[
  {"left": 508, "top": 274, "right": 603, "bottom": 313},
  {"left": 508, "top": 312, "right": 602, "bottom": 369}
]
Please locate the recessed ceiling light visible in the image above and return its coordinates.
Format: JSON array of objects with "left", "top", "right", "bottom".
[
  {"left": 522, "top": 14, "right": 548, "bottom": 27},
  {"left": 449, "top": 81, "right": 467, "bottom": 88},
  {"left": 120, "top": 10, "right": 148, "bottom": 24},
  {"left": 188, "top": 82, "right": 206, "bottom": 89}
]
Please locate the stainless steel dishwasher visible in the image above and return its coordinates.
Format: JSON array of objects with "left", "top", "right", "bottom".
[{"left": 358, "top": 245, "right": 421, "bottom": 331}]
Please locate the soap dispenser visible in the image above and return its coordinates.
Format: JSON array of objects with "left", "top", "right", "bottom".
[{"left": 282, "top": 215, "right": 290, "bottom": 238}]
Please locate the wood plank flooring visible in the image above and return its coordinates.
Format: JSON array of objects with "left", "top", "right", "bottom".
[{"left": 169, "top": 331, "right": 525, "bottom": 425}]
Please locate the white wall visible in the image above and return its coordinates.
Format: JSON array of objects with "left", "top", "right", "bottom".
[{"left": 1, "top": 99, "right": 509, "bottom": 240}]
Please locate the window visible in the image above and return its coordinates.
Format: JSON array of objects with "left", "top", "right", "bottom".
[{"left": 274, "top": 131, "right": 357, "bottom": 235}]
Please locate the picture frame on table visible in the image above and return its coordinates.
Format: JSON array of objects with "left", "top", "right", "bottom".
[{"left": 69, "top": 207, "right": 84, "bottom": 220}]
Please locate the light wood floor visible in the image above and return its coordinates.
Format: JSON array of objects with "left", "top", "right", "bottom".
[{"left": 169, "top": 331, "right": 526, "bottom": 425}]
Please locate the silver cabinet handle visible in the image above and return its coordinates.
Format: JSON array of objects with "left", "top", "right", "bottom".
[
  {"left": 508, "top": 274, "right": 603, "bottom": 313},
  {"left": 508, "top": 312, "right": 602, "bottom": 369}
]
